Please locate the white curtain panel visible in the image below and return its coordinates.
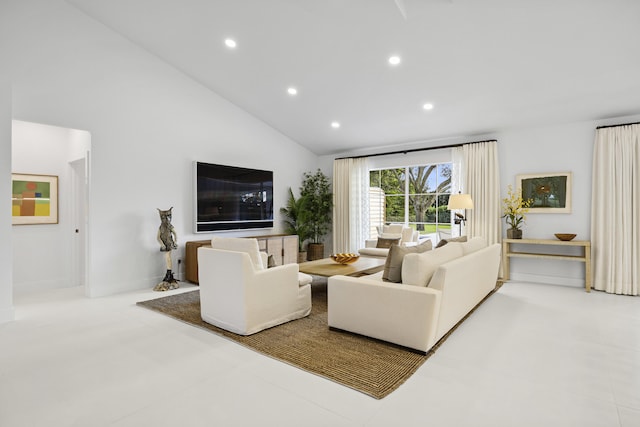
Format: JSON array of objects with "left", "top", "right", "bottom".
[
  {"left": 451, "top": 147, "right": 464, "bottom": 193},
  {"left": 333, "top": 160, "right": 350, "bottom": 253},
  {"left": 455, "top": 141, "right": 501, "bottom": 246},
  {"left": 333, "top": 158, "right": 370, "bottom": 253},
  {"left": 451, "top": 146, "right": 465, "bottom": 237},
  {"left": 591, "top": 124, "right": 640, "bottom": 295}
]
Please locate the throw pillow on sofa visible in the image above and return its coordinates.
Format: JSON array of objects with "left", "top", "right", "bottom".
[
  {"left": 382, "top": 239, "right": 433, "bottom": 283},
  {"left": 376, "top": 236, "right": 401, "bottom": 249},
  {"left": 442, "top": 237, "right": 487, "bottom": 256},
  {"left": 401, "top": 243, "right": 464, "bottom": 287},
  {"left": 267, "top": 254, "right": 276, "bottom": 268},
  {"left": 435, "top": 235, "right": 467, "bottom": 248}
]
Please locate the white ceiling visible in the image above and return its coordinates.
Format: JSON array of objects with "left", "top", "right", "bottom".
[{"left": 67, "top": 0, "right": 640, "bottom": 155}]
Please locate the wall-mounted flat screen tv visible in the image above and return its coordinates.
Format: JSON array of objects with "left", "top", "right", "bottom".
[{"left": 194, "top": 161, "right": 273, "bottom": 232}]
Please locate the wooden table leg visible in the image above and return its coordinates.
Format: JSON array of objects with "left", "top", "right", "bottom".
[
  {"left": 502, "top": 241, "right": 510, "bottom": 281},
  {"left": 585, "top": 244, "right": 591, "bottom": 293}
]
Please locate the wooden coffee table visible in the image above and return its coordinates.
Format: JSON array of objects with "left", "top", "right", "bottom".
[{"left": 298, "top": 256, "right": 386, "bottom": 277}]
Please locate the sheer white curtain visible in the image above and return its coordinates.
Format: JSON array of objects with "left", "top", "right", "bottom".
[
  {"left": 333, "top": 158, "right": 370, "bottom": 253},
  {"left": 591, "top": 124, "right": 640, "bottom": 295},
  {"left": 452, "top": 141, "right": 501, "bottom": 245}
]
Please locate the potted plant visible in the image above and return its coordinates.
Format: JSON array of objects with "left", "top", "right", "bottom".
[
  {"left": 299, "top": 169, "right": 333, "bottom": 260},
  {"left": 502, "top": 185, "right": 532, "bottom": 239},
  {"left": 280, "top": 188, "right": 312, "bottom": 263}
]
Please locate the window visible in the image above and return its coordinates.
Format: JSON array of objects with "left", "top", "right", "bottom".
[{"left": 369, "top": 163, "right": 451, "bottom": 238}]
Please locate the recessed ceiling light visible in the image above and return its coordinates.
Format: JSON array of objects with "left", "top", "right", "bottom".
[
  {"left": 287, "top": 87, "right": 298, "bottom": 96},
  {"left": 224, "top": 38, "right": 237, "bottom": 49},
  {"left": 388, "top": 55, "right": 401, "bottom": 65},
  {"left": 331, "top": 121, "right": 341, "bottom": 129},
  {"left": 423, "top": 103, "right": 434, "bottom": 110}
]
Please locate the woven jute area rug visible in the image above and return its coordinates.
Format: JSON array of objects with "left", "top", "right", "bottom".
[{"left": 137, "top": 281, "right": 501, "bottom": 399}]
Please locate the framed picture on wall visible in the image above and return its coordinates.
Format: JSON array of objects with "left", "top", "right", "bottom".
[
  {"left": 11, "top": 173, "right": 59, "bottom": 225},
  {"left": 516, "top": 172, "right": 572, "bottom": 214}
]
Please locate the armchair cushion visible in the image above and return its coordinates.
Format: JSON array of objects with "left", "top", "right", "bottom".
[
  {"left": 401, "top": 227, "right": 418, "bottom": 245},
  {"left": 382, "top": 239, "right": 433, "bottom": 283},
  {"left": 211, "top": 237, "right": 265, "bottom": 270},
  {"left": 377, "top": 224, "right": 404, "bottom": 235}
]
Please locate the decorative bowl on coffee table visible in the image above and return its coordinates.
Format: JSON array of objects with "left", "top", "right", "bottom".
[
  {"left": 554, "top": 233, "right": 577, "bottom": 241},
  {"left": 330, "top": 253, "right": 360, "bottom": 264}
]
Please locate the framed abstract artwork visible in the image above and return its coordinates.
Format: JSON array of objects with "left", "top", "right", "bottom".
[
  {"left": 516, "top": 172, "right": 572, "bottom": 214},
  {"left": 11, "top": 173, "right": 59, "bottom": 225}
]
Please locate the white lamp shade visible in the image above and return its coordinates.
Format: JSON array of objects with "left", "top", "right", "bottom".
[{"left": 448, "top": 193, "right": 474, "bottom": 210}]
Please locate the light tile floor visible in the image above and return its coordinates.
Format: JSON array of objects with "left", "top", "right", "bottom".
[{"left": 1, "top": 282, "right": 639, "bottom": 426}]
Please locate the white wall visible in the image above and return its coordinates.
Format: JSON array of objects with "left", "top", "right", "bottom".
[
  {"left": 11, "top": 120, "right": 89, "bottom": 293},
  {"left": 2, "top": 0, "right": 318, "bottom": 297},
  {"left": 0, "top": 79, "right": 14, "bottom": 323}
]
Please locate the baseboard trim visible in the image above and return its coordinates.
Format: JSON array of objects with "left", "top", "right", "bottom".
[
  {"left": 13, "top": 279, "right": 71, "bottom": 294},
  {"left": 88, "top": 273, "right": 186, "bottom": 298},
  {"left": 0, "top": 305, "right": 15, "bottom": 323},
  {"left": 509, "top": 272, "right": 585, "bottom": 288}
]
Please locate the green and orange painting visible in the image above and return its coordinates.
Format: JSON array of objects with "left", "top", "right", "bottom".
[{"left": 12, "top": 180, "right": 51, "bottom": 217}]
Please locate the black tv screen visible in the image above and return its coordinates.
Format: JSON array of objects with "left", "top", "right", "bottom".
[{"left": 195, "top": 162, "right": 274, "bottom": 232}]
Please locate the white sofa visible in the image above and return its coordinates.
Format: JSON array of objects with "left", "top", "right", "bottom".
[
  {"left": 198, "top": 237, "right": 312, "bottom": 335},
  {"left": 328, "top": 237, "right": 501, "bottom": 353},
  {"left": 358, "top": 224, "right": 420, "bottom": 258}
]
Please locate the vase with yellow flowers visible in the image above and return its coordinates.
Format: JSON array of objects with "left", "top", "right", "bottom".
[{"left": 502, "top": 185, "right": 532, "bottom": 239}]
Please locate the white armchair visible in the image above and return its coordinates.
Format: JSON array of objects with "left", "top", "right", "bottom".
[
  {"left": 197, "top": 237, "right": 311, "bottom": 335},
  {"left": 358, "top": 225, "right": 420, "bottom": 258}
]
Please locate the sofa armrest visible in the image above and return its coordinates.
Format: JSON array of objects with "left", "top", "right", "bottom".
[
  {"left": 428, "top": 243, "right": 501, "bottom": 342},
  {"left": 328, "top": 276, "right": 442, "bottom": 353},
  {"left": 358, "top": 247, "right": 389, "bottom": 257}
]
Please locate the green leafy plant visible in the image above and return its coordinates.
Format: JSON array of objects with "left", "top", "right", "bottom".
[
  {"left": 279, "top": 188, "right": 312, "bottom": 251},
  {"left": 300, "top": 169, "right": 333, "bottom": 244},
  {"left": 502, "top": 185, "right": 532, "bottom": 230}
]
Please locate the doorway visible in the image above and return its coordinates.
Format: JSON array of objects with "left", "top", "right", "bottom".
[{"left": 11, "top": 120, "right": 91, "bottom": 296}]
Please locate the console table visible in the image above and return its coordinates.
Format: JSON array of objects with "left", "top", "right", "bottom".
[
  {"left": 185, "top": 234, "right": 298, "bottom": 283},
  {"left": 502, "top": 238, "right": 592, "bottom": 292}
]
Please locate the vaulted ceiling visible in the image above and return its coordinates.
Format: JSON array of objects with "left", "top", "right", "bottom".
[{"left": 67, "top": 0, "right": 640, "bottom": 155}]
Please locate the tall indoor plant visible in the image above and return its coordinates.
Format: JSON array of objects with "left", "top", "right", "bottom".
[
  {"left": 280, "top": 188, "right": 312, "bottom": 263},
  {"left": 300, "top": 169, "right": 332, "bottom": 260},
  {"left": 502, "top": 185, "right": 532, "bottom": 239}
]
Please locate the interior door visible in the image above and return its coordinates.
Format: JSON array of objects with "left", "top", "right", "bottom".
[{"left": 69, "top": 157, "right": 88, "bottom": 290}]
